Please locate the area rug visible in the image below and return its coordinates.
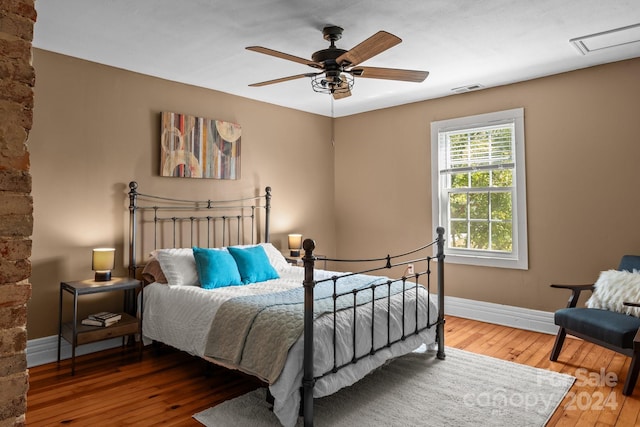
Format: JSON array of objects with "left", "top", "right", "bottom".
[{"left": 194, "top": 346, "right": 574, "bottom": 427}]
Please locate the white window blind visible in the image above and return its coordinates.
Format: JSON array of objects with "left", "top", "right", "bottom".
[{"left": 441, "top": 123, "right": 515, "bottom": 174}]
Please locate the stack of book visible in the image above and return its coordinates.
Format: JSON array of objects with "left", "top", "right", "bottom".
[{"left": 81, "top": 311, "right": 122, "bottom": 327}]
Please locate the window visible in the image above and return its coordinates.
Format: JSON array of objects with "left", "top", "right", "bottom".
[{"left": 431, "top": 108, "right": 527, "bottom": 269}]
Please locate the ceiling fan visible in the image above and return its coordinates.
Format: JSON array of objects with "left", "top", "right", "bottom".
[{"left": 246, "top": 26, "right": 429, "bottom": 99}]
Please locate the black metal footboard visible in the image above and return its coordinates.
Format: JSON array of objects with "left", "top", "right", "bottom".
[{"left": 301, "top": 227, "right": 445, "bottom": 427}]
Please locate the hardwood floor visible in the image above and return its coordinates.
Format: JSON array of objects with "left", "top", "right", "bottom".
[{"left": 26, "top": 316, "right": 640, "bottom": 426}]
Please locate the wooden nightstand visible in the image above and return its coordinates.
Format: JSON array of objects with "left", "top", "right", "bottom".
[{"left": 57, "top": 277, "right": 143, "bottom": 375}]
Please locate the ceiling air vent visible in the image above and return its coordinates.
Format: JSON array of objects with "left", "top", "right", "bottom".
[
  {"left": 570, "top": 23, "right": 640, "bottom": 55},
  {"left": 451, "top": 84, "right": 483, "bottom": 94}
]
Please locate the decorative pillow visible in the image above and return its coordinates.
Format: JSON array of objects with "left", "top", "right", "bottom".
[
  {"left": 586, "top": 269, "right": 640, "bottom": 317},
  {"left": 141, "top": 258, "right": 168, "bottom": 284},
  {"left": 155, "top": 248, "right": 199, "bottom": 286},
  {"left": 192, "top": 247, "right": 243, "bottom": 289},
  {"left": 228, "top": 242, "right": 290, "bottom": 271},
  {"left": 227, "top": 245, "right": 280, "bottom": 284}
]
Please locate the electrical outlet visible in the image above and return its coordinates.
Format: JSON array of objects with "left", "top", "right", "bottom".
[{"left": 407, "top": 264, "right": 414, "bottom": 275}]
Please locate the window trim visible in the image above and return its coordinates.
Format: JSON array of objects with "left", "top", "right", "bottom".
[{"left": 431, "top": 108, "right": 528, "bottom": 270}]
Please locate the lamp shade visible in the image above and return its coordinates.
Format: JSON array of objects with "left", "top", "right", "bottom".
[
  {"left": 288, "top": 234, "right": 302, "bottom": 257},
  {"left": 92, "top": 248, "right": 115, "bottom": 281}
]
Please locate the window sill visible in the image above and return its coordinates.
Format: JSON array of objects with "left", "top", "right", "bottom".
[{"left": 444, "top": 253, "right": 528, "bottom": 270}]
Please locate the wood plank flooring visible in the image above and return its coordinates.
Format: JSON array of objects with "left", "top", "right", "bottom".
[{"left": 26, "top": 316, "right": 640, "bottom": 426}]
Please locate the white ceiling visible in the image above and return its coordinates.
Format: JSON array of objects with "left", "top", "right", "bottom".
[{"left": 33, "top": 0, "right": 640, "bottom": 117}]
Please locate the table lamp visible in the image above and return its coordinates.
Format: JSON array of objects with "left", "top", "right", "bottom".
[
  {"left": 92, "top": 248, "right": 115, "bottom": 281},
  {"left": 288, "top": 234, "right": 302, "bottom": 257}
]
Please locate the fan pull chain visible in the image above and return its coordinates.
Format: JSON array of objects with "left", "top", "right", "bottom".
[{"left": 331, "top": 97, "right": 335, "bottom": 147}]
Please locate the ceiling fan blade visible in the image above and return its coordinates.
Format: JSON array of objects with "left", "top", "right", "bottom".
[
  {"left": 351, "top": 66, "right": 429, "bottom": 82},
  {"left": 246, "top": 46, "right": 322, "bottom": 69},
  {"left": 336, "top": 31, "right": 401, "bottom": 67},
  {"left": 248, "top": 73, "right": 316, "bottom": 87}
]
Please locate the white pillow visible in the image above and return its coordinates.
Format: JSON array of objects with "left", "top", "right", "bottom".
[
  {"left": 259, "top": 243, "right": 290, "bottom": 271},
  {"left": 586, "top": 269, "right": 640, "bottom": 317},
  {"left": 154, "top": 248, "right": 199, "bottom": 286}
]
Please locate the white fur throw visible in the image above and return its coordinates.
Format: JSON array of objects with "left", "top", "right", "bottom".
[{"left": 586, "top": 269, "right": 640, "bottom": 317}]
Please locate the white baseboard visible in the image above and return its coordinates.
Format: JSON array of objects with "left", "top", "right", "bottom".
[
  {"left": 26, "top": 335, "right": 123, "bottom": 368},
  {"left": 441, "top": 295, "right": 558, "bottom": 335},
  {"left": 26, "top": 297, "right": 558, "bottom": 368}
]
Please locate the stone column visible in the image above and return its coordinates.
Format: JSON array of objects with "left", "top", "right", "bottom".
[{"left": 0, "top": 1, "right": 36, "bottom": 425}]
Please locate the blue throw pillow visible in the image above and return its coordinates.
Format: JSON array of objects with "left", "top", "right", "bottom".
[
  {"left": 227, "top": 245, "right": 280, "bottom": 284},
  {"left": 192, "top": 247, "right": 243, "bottom": 289}
]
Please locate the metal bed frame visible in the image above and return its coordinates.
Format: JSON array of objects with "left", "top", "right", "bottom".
[
  {"left": 300, "top": 231, "right": 445, "bottom": 427},
  {"left": 127, "top": 181, "right": 445, "bottom": 427},
  {"left": 127, "top": 181, "right": 271, "bottom": 278}
]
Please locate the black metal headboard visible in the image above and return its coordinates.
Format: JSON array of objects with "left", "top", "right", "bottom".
[{"left": 127, "top": 181, "right": 271, "bottom": 278}]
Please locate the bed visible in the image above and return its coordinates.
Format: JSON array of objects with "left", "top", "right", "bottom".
[{"left": 127, "top": 182, "right": 445, "bottom": 427}]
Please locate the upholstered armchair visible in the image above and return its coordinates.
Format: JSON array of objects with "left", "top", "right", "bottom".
[{"left": 550, "top": 255, "right": 640, "bottom": 396}]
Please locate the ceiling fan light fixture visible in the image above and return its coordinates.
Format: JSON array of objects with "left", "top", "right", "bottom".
[{"left": 311, "top": 73, "right": 354, "bottom": 95}]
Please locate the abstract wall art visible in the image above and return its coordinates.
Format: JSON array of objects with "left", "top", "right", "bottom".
[{"left": 160, "top": 112, "right": 241, "bottom": 179}]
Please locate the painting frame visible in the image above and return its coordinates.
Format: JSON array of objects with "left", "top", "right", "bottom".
[{"left": 160, "top": 112, "right": 241, "bottom": 180}]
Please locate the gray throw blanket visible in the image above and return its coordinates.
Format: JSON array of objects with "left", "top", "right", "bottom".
[{"left": 204, "top": 274, "right": 417, "bottom": 383}]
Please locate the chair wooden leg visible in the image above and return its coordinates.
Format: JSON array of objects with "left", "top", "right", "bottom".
[
  {"left": 550, "top": 327, "right": 567, "bottom": 361},
  {"left": 623, "top": 330, "right": 640, "bottom": 396}
]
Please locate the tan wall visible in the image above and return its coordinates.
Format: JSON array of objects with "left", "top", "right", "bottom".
[
  {"left": 28, "top": 49, "right": 336, "bottom": 339},
  {"left": 335, "top": 58, "right": 640, "bottom": 313},
  {"left": 28, "top": 48, "right": 640, "bottom": 339}
]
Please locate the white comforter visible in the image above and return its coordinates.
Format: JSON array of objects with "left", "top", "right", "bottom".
[{"left": 142, "top": 266, "right": 438, "bottom": 427}]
